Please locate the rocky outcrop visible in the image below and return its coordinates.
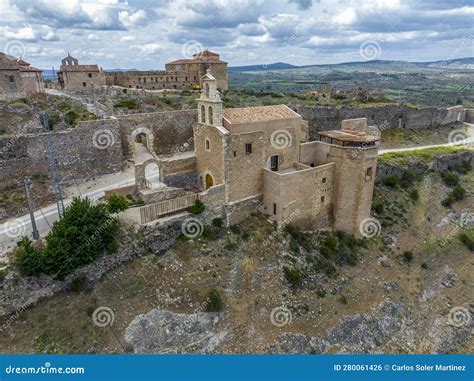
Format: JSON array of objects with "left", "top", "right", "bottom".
[
  {"left": 269, "top": 313, "right": 401, "bottom": 354},
  {"left": 376, "top": 150, "right": 473, "bottom": 182},
  {"left": 124, "top": 308, "right": 225, "bottom": 353}
]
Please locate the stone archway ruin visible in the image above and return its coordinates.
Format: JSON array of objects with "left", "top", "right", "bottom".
[
  {"left": 135, "top": 158, "right": 163, "bottom": 190},
  {"left": 130, "top": 127, "right": 157, "bottom": 157}
]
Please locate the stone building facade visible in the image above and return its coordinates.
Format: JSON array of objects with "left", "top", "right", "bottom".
[
  {"left": 105, "top": 50, "right": 228, "bottom": 91},
  {"left": 58, "top": 53, "right": 106, "bottom": 92},
  {"left": 0, "top": 52, "right": 44, "bottom": 101},
  {"left": 193, "top": 71, "right": 380, "bottom": 234}
]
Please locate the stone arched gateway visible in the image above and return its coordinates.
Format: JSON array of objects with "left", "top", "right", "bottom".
[
  {"left": 130, "top": 127, "right": 157, "bottom": 157},
  {"left": 135, "top": 158, "right": 163, "bottom": 190}
]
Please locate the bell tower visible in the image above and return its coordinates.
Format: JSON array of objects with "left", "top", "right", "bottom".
[{"left": 198, "top": 69, "right": 222, "bottom": 127}]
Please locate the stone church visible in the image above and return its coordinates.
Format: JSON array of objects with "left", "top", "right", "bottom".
[{"left": 193, "top": 71, "right": 380, "bottom": 234}]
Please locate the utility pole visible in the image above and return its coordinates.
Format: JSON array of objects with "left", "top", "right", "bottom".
[
  {"left": 24, "top": 178, "right": 40, "bottom": 240},
  {"left": 40, "top": 112, "right": 65, "bottom": 219}
]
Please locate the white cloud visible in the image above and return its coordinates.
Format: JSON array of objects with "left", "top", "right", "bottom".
[
  {"left": 132, "top": 43, "right": 162, "bottom": 55},
  {"left": 88, "top": 33, "right": 100, "bottom": 41},
  {"left": 118, "top": 9, "right": 147, "bottom": 28},
  {"left": 120, "top": 35, "right": 136, "bottom": 42}
]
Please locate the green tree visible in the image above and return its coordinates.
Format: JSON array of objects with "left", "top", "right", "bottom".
[
  {"left": 42, "top": 197, "right": 118, "bottom": 279},
  {"left": 15, "top": 237, "right": 44, "bottom": 276},
  {"left": 105, "top": 194, "right": 130, "bottom": 214}
]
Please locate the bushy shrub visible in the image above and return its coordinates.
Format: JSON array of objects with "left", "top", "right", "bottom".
[
  {"left": 440, "top": 171, "right": 459, "bottom": 187},
  {"left": 42, "top": 198, "right": 118, "bottom": 279},
  {"left": 224, "top": 240, "right": 238, "bottom": 251},
  {"left": 284, "top": 224, "right": 313, "bottom": 251},
  {"left": 206, "top": 288, "right": 223, "bottom": 312},
  {"left": 202, "top": 225, "right": 219, "bottom": 240},
  {"left": 188, "top": 199, "right": 205, "bottom": 214},
  {"left": 442, "top": 185, "right": 466, "bottom": 207},
  {"left": 212, "top": 217, "right": 224, "bottom": 228},
  {"left": 64, "top": 110, "right": 79, "bottom": 127},
  {"left": 453, "top": 160, "right": 471, "bottom": 175},
  {"left": 409, "top": 189, "right": 419, "bottom": 201},
  {"left": 402, "top": 250, "right": 414, "bottom": 263},
  {"left": 105, "top": 194, "right": 130, "bottom": 214},
  {"left": 70, "top": 274, "right": 88, "bottom": 292},
  {"left": 373, "top": 201, "right": 384, "bottom": 214},
  {"left": 383, "top": 176, "right": 399, "bottom": 187},
  {"left": 113, "top": 99, "right": 138, "bottom": 109},
  {"left": 459, "top": 231, "right": 474, "bottom": 251},
  {"left": 283, "top": 266, "right": 304, "bottom": 287},
  {"left": 15, "top": 237, "right": 43, "bottom": 276}
]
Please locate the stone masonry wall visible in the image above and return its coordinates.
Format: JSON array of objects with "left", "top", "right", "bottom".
[
  {"left": 295, "top": 104, "right": 467, "bottom": 140},
  {"left": 0, "top": 122, "right": 124, "bottom": 189}
]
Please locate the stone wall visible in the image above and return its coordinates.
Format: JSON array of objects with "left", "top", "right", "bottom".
[
  {"left": 0, "top": 70, "right": 25, "bottom": 101},
  {"left": 465, "top": 109, "right": 474, "bottom": 123},
  {"left": 0, "top": 122, "right": 124, "bottom": 189},
  {"left": 61, "top": 71, "right": 106, "bottom": 92},
  {"left": 295, "top": 104, "right": 467, "bottom": 140}
]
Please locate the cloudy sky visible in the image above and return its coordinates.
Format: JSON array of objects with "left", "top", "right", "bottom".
[{"left": 0, "top": 0, "right": 473, "bottom": 70}]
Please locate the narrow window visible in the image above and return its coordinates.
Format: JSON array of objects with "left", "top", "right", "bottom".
[
  {"left": 201, "top": 105, "right": 205, "bottom": 123},
  {"left": 322, "top": 177, "right": 327, "bottom": 183},
  {"left": 245, "top": 143, "right": 252, "bottom": 154},
  {"left": 273, "top": 203, "right": 277, "bottom": 215},
  {"left": 366, "top": 167, "right": 373, "bottom": 180},
  {"left": 233, "top": 151, "right": 237, "bottom": 157},
  {"left": 88, "top": 73, "right": 92, "bottom": 78},
  {"left": 205, "top": 139, "right": 210, "bottom": 150},
  {"left": 82, "top": 82, "right": 86, "bottom": 87},
  {"left": 270, "top": 155, "right": 279, "bottom": 172},
  {"left": 208, "top": 106, "right": 213, "bottom": 125},
  {"left": 321, "top": 196, "right": 325, "bottom": 204},
  {"left": 8, "top": 75, "right": 14, "bottom": 82},
  {"left": 310, "top": 163, "right": 315, "bottom": 167}
]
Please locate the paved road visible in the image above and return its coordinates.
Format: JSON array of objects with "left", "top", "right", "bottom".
[{"left": 0, "top": 169, "right": 137, "bottom": 261}]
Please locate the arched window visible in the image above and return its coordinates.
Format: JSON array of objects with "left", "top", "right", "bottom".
[
  {"left": 205, "top": 83, "right": 209, "bottom": 98},
  {"left": 201, "top": 105, "right": 205, "bottom": 123},
  {"left": 208, "top": 106, "right": 213, "bottom": 125}
]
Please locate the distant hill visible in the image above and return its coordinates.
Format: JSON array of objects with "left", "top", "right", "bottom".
[
  {"left": 229, "top": 57, "right": 474, "bottom": 72},
  {"left": 228, "top": 62, "right": 299, "bottom": 72}
]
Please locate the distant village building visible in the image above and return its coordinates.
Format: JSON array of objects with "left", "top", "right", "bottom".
[
  {"left": 0, "top": 52, "right": 44, "bottom": 101},
  {"left": 58, "top": 53, "right": 106, "bottom": 92},
  {"left": 105, "top": 50, "right": 228, "bottom": 91}
]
